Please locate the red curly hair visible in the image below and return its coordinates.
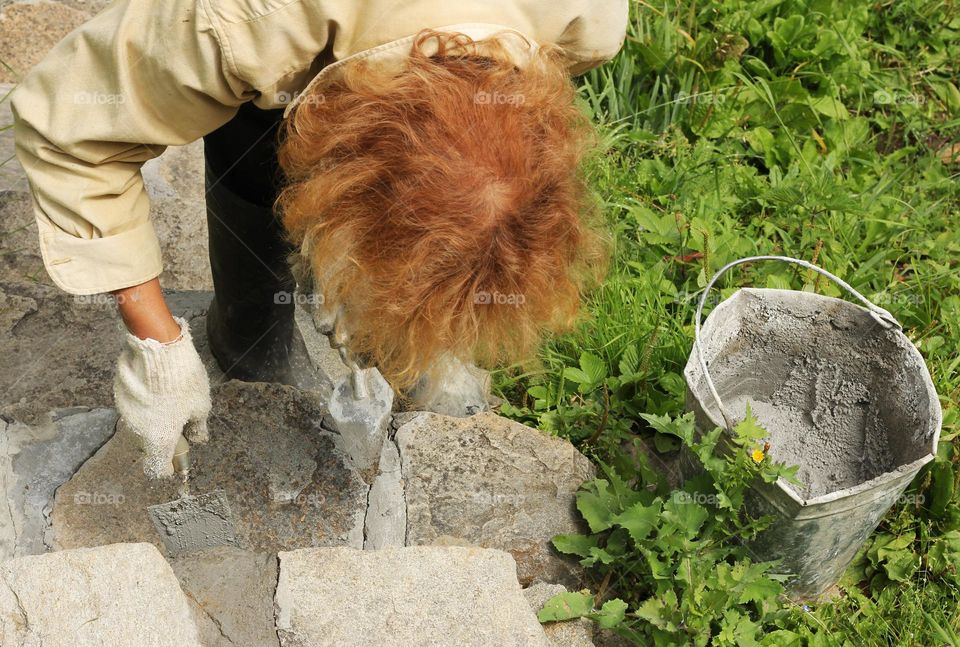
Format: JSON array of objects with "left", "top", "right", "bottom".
[{"left": 277, "top": 29, "right": 608, "bottom": 390}]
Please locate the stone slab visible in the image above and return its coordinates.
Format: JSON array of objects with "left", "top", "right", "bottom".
[
  {"left": 0, "top": 407, "right": 117, "bottom": 560},
  {"left": 51, "top": 381, "right": 369, "bottom": 556},
  {"left": 274, "top": 545, "right": 551, "bottom": 647},
  {"left": 171, "top": 546, "right": 280, "bottom": 647},
  {"left": 396, "top": 411, "right": 595, "bottom": 588},
  {"left": 0, "top": 542, "right": 203, "bottom": 646}
]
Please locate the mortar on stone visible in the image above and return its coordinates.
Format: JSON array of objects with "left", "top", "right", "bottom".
[{"left": 145, "top": 434, "right": 238, "bottom": 557}]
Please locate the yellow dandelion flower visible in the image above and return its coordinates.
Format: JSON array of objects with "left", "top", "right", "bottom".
[{"left": 751, "top": 449, "right": 765, "bottom": 463}]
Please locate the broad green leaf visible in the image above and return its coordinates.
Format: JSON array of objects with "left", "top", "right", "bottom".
[
  {"left": 875, "top": 532, "right": 915, "bottom": 559},
  {"left": 593, "top": 598, "right": 629, "bottom": 629},
  {"left": 640, "top": 412, "right": 695, "bottom": 445},
  {"left": 734, "top": 403, "right": 769, "bottom": 442},
  {"left": 579, "top": 352, "right": 607, "bottom": 385},
  {"left": 537, "top": 591, "right": 594, "bottom": 623},
  {"left": 661, "top": 497, "right": 709, "bottom": 539},
  {"left": 761, "top": 630, "right": 803, "bottom": 647},
  {"left": 928, "top": 461, "right": 955, "bottom": 517},
  {"left": 562, "top": 366, "right": 592, "bottom": 386},
  {"left": 612, "top": 500, "right": 662, "bottom": 543},
  {"left": 576, "top": 480, "right": 619, "bottom": 532},
  {"left": 551, "top": 533, "right": 597, "bottom": 558},
  {"left": 738, "top": 575, "right": 783, "bottom": 604},
  {"left": 881, "top": 549, "right": 919, "bottom": 582},
  {"left": 634, "top": 590, "right": 680, "bottom": 631},
  {"left": 809, "top": 95, "right": 849, "bottom": 120}
]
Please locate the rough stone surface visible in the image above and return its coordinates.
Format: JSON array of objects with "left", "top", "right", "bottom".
[
  {"left": 171, "top": 546, "right": 280, "bottom": 647},
  {"left": 592, "top": 630, "right": 636, "bottom": 647},
  {"left": 0, "top": 3, "right": 89, "bottom": 83},
  {"left": 275, "top": 545, "right": 551, "bottom": 647},
  {"left": 0, "top": 282, "right": 120, "bottom": 425},
  {"left": 0, "top": 407, "right": 116, "bottom": 560},
  {"left": 143, "top": 142, "right": 215, "bottom": 292},
  {"left": 0, "top": 196, "right": 45, "bottom": 287},
  {"left": 0, "top": 542, "right": 203, "bottom": 646},
  {"left": 363, "top": 434, "right": 405, "bottom": 550},
  {"left": 0, "top": 287, "right": 218, "bottom": 426},
  {"left": 51, "top": 381, "right": 369, "bottom": 556},
  {"left": 397, "top": 411, "right": 595, "bottom": 588},
  {"left": 1, "top": 83, "right": 28, "bottom": 193},
  {"left": 405, "top": 354, "right": 492, "bottom": 417},
  {"left": 523, "top": 582, "right": 596, "bottom": 647},
  {"left": 0, "top": 286, "right": 36, "bottom": 333}
]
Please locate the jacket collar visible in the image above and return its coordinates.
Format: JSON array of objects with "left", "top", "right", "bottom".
[{"left": 283, "top": 22, "right": 540, "bottom": 118}]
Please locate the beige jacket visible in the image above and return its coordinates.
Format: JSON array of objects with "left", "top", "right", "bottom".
[{"left": 11, "top": 0, "right": 628, "bottom": 295}]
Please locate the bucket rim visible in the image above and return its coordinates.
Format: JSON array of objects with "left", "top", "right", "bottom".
[
  {"left": 773, "top": 453, "right": 934, "bottom": 512},
  {"left": 683, "top": 287, "right": 943, "bottom": 504}
]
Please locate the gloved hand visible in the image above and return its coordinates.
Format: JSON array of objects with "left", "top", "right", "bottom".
[{"left": 113, "top": 315, "right": 212, "bottom": 478}]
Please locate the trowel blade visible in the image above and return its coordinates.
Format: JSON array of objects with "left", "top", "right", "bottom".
[{"left": 147, "top": 489, "right": 239, "bottom": 557}]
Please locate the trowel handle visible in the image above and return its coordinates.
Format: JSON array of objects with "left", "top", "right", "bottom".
[
  {"left": 172, "top": 434, "right": 191, "bottom": 474},
  {"left": 693, "top": 255, "right": 902, "bottom": 431}
]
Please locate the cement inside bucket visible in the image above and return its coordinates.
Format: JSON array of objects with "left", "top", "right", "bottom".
[{"left": 690, "top": 289, "right": 936, "bottom": 500}]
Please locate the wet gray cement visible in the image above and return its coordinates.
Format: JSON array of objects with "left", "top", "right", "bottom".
[
  {"left": 691, "top": 289, "right": 938, "bottom": 499},
  {"left": 148, "top": 490, "right": 239, "bottom": 557}
]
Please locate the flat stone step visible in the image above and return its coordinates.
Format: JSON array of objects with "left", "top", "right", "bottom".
[
  {"left": 0, "top": 542, "right": 204, "bottom": 646},
  {"left": 397, "top": 411, "right": 596, "bottom": 588},
  {"left": 171, "top": 546, "right": 280, "bottom": 647},
  {"left": 51, "top": 381, "right": 369, "bottom": 556},
  {"left": 275, "top": 545, "right": 552, "bottom": 647}
]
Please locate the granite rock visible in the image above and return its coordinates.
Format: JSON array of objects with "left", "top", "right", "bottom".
[
  {"left": 396, "top": 411, "right": 595, "bottom": 588},
  {"left": 171, "top": 546, "right": 280, "bottom": 647},
  {"left": 0, "top": 407, "right": 117, "bottom": 560},
  {"left": 0, "top": 3, "right": 89, "bottom": 83},
  {"left": 51, "top": 380, "right": 369, "bottom": 556},
  {"left": 0, "top": 542, "right": 203, "bottom": 646},
  {"left": 274, "top": 545, "right": 551, "bottom": 647}
]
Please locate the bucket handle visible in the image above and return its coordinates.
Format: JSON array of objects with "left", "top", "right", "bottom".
[{"left": 694, "top": 255, "right": 902, "bottom": 431}]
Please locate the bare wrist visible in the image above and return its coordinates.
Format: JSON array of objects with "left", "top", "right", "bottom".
[{"left": 112, "top": 278, "right": 181, "bottom": 343}]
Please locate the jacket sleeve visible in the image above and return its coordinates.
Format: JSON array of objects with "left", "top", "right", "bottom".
[
  {"left": 558, "top": 0, "right": 630, "bottom": 75},
  {"left": 10, "top": 0, "right": 254, "bottom": 295}
]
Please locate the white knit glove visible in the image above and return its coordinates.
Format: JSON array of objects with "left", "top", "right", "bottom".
[{"left": 113, "top": 315, "right": 212, "bottom": 478}]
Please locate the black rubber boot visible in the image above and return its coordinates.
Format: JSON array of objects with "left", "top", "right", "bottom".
[{"left": 203, "top": 102, "right": 296, "bottom": 383}]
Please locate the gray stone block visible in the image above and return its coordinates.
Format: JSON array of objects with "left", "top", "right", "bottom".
[
  {"left": 0, "top": 407, "right": 117, "bottom": 560},
  {"left": 274, "top": 545, "right": 551, "bottom": 647},
  {"left": 0, "top": 542, "right": 203, "bottom": 646},
  {"left": 396, "top": 411, "right": 595, "bottom": 588},
  {"left": 51, "top": 381, "right": 369, "bottom": 556},
  {"left": 171, "top": 546, "right": 280, "bottom": 647}
]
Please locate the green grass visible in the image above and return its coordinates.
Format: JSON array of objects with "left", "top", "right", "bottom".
[{"left": 496, "top": 0, "right": 960, "bottom": 644}]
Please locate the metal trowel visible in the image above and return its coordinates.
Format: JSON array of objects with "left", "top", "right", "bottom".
[{"left": 146, "top": 433, "right": 238, "bottom": 557}]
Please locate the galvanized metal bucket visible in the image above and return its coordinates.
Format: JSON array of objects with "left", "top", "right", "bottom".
[{"left": 683, "top": 256, "right": 942, "bottom": 598}]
